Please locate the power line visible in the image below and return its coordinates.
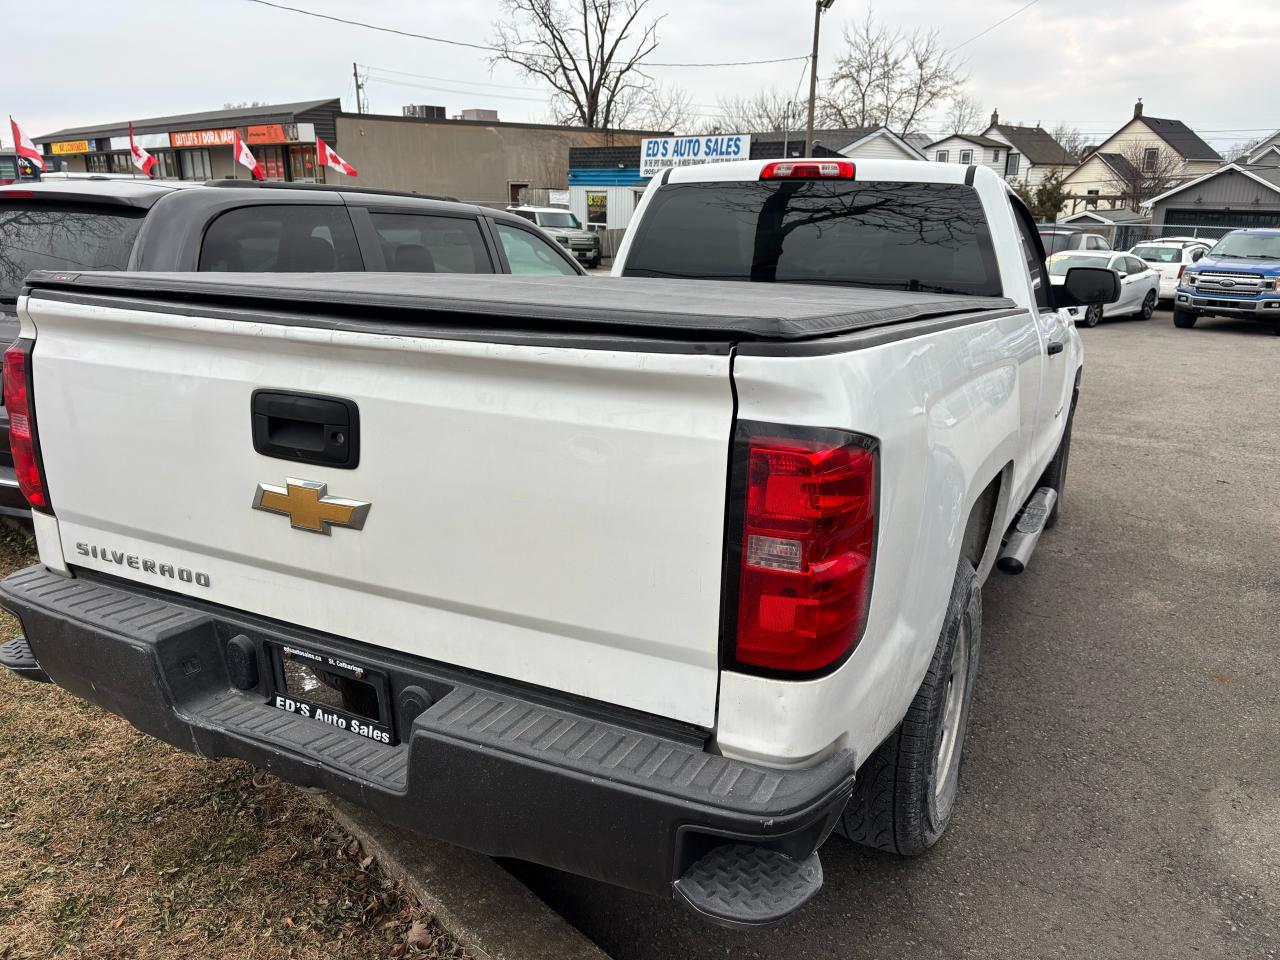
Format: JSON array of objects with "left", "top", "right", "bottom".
[
  {"left": 951, "top": 0, "right": 1045, "bottom": 52},
  {"left": 366, "top": 76, "right": 552, "bottom": 104},
  {"left": 244, "top": 0, "right": 808, "bottom": 67}
]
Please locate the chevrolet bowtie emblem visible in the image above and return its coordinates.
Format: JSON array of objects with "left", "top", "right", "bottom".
[{"left": 252, "top": 479, "right": 371, "bottom": 535}]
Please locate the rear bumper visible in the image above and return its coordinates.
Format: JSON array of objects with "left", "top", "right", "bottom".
[{"left": 0, "top": 564, "right": 853, "bottom": 915}]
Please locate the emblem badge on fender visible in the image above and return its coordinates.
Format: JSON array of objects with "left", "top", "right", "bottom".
[{"left": 252, "top": 479, "right": 371, "bottom": 535}]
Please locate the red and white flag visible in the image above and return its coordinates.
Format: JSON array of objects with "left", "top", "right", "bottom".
[
  {"left": 128, "top": 123, "right": 156, "bottom": 176},
  {"left": 233, "top": 129, "right": 264, "bottom": 180},
  {"left": 8, "top": 117, "right": 45, "bottom": 172},
  {"left": 316, "top": 136, "right": 357, "bottom": 177}
]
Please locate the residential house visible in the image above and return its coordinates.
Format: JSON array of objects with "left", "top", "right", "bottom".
[
  {"left": 923, "top": 134, "right": 1009, "bottom": 176},
  {"left": 1242, "top": 132, "right": 1280, "bottom": 166},
  {"left": 1060, "top": 100, "right": 1221, "bottom": 215},
  {"left": 1144, "top": 163, "right": 1280, "bottom": 238},
  {"left": 980, "top": 111, "right": 1075, "bottom": 188},
  {"left": 749, "top": 127, "right": 926, "bottom": 162}
]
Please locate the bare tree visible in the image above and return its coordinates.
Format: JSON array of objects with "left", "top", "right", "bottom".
[
  {"left": 1222, "top": 136, "right": 1263, "bottom": 163},
  {"left": 820, "top": 12, "right": 964, "bottom": 135},
  {"left": 633, "top": 83, "right": 694, "bottom": 133},
  {"left": 715, "top": 89, "right": 798, "bottom": 133},
  {"left": 942, "top": 95, "right": 983, "bottom": 135},
  {"left": 1100, "top": 142, "right": 1186, "bottom": 211},
  {"left": 492, "top": 0, "right": 661, "bottom": 129},
  {"left": 1049, "top": 123, "right": 1087, "bottom": 162}
]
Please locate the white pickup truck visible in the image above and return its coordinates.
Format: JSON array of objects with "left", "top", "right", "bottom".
[{"left": 0, "top": 158, "right": 1116, "bottom": 927}]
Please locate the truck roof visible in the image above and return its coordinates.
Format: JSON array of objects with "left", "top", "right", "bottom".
[{"left": 23, "top": 271, "right": 1015, "bottom": 345}]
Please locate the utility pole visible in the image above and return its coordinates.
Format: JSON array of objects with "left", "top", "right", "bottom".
[
  {"left": 805, "top": 0, "right": 836, "bottom": 157},
  {"left": 352, "top": 62, "right": 364, "bottom": 114}
]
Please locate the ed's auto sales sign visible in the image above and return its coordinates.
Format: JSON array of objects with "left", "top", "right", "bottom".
[{"left": 640, "top": 134, "right": 751, "bottom": 178}]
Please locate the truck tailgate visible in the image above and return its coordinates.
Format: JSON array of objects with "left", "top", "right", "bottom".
[{"left": 25, "top": 294, "right": 734, "bottom": 727}]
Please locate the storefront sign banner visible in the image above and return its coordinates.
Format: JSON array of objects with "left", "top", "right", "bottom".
[
  {"left": 170, "top": 128, "right": 237, "bottom": 148},
  {"left": 247, "top": 123, "right": 298, "bottom": 144},
  {"left": 51, "top": 140, "right": 94, "bottom": 155},
  {"left": 640, "top": 134, "right": 750, "bottom": 178}
]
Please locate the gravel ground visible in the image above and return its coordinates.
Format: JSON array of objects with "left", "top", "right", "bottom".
[{"left": 509, "top": 307, "right": 1280, "bottom": 960}]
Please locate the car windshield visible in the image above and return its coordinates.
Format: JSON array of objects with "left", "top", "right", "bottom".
[
  {"left": 1039, "top": 232, "right": 1076, "bottom": 254},
  {"left": 537, "top": 212, "right": 581, "bottom": 229},
  {"left": 1133, "top": 245, "right": 1182, "bottom": 264},
  {"left": 0, "top": 201, "right": 146, "bottom": 302},
  {"left": 1046, "top": 253, "right": 1107, "bottom": 276},
  {"left": 1209, "top": 232, "right": 1280, "bottom": 259},
  {"left": 622, "top": 179, "right": 1002, "bottom": 296}
]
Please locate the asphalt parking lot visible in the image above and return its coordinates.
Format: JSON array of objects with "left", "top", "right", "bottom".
[{"left": 509, "top": 307, "right": 1280, "bottom": 960}]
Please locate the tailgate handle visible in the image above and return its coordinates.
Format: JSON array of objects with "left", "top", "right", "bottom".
[{"left": 252, "top": 390, "right": 360, "bottom": 469}]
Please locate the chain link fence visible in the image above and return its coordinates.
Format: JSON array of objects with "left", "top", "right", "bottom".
[{"left": 1039, "top": 221, "right": 1234, "bottom": 251}]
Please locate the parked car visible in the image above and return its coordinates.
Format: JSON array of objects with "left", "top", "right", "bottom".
[
  {"left": 0, "top": 158, "right": 1118, "bottom": 925},
  {"left": 0, "top": 178, "right": 586, "bottom": 519},
  {"left": 1129, "top": 238, "right": 1211, "bottom": 301},
  {"left": 1048, "top": 250, "right": 1159, "bottom": 326},
  {"left": 1174, "top": 228, "right": 1280, "bottom": 334},
  {"left": 506, "top": 205, "right": 602, "bottom": 268},
  {"left": 1039, "top": 227, "right": 1111, "bottom": 254}
]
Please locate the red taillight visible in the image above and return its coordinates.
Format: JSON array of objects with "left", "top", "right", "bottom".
[
  {"left": 729, "top": 426, "right": 877, "bottom": 674},
  {"left": 760, "top": 160, "right": 855, "bottom": 180},
  {"left": 3, "top": 339, "right": 50, "bottom": 511},
  {"left": 1177, "top": 264, "right": 1186, "bottom": 278}
]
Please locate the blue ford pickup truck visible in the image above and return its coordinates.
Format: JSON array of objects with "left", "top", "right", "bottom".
[{"left": 1174, "top": 228, "right": 1280, "bottom": 334}]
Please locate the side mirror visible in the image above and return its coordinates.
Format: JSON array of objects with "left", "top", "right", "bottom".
[{"left": 1052, "top": 266, "right": 1121, "bottom": 308}]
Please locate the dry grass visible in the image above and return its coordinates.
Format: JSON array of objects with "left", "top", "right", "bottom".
[{"left": 0, "top": 526, "right": 466, "bottom": 960}]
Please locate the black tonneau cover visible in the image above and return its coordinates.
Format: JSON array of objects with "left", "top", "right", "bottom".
[{"left": 22, "top": 271, "right": 1016, "bottom": 343}]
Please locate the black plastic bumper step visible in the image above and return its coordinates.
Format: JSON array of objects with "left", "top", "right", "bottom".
[
  {"left": 0, "top": 636, "right": 51, "bottom": 683},
  {"left": 673, "top": 843, "right": 823, "bottom": 928}
]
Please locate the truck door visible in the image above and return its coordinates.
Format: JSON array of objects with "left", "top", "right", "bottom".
[{"left": 1012, "top": 206, "right": 1072, "bottom": 473}]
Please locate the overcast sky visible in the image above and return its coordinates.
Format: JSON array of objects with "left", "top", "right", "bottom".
[{"left": 9, "top": 0, "right": 1280, "bottom": 150}]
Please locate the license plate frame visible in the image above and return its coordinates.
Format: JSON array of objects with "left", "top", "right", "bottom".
[{"left": 266, "top": 641, "right": 396, "bottom": 746}]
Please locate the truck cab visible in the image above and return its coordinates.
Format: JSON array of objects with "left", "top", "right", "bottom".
[{"left": 1174, "top": 228, "right": 1280, "bottom": 333}]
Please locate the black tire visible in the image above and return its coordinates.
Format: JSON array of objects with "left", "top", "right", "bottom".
[
  {"left": 1080, "top": 303, "right": 1102, "bottom": 328},
  {"left": 836, "top": 559, "right": 982, "bottom": 856},
  {"left": 587, "top": 256, "right": 602, "bottom": 270},
  {"left": 1139, "top": 290, "right": 1156, "bottom": 320},
  {"left": 1172, "top": 307, "right": 1197, "bottom": 328},
  {"left": 1039, "top": 390, "right": 1076, "bottom": 530}
]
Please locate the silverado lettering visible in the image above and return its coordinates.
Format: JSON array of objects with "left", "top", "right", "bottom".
[{"left": 75, "top": 542, "right": 211, "bottom": 587}]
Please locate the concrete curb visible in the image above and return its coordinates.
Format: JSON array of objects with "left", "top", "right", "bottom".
[{"left": 325, "top": 797, "right": 610, "bottom": 960}]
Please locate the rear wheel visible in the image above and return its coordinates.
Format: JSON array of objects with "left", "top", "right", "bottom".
[
  {"left": 1173, "top": 307, "right": 1198, "bottom": 328},
  {"left": 1139, "top": 290, "right": 1156, "bottom": 320},
  {"left": 1080, "top": 303, "right": 1102, "bottom": 328},
  {"left": 836, "top": 559, "right": 982, "bottom": 856}
]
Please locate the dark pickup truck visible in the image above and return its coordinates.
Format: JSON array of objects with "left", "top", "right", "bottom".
[{"left": 0, "top": 177, "right": 587, "bottom": 517}]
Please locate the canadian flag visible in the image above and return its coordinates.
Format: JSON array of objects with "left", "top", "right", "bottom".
[
  {"left": 233, "top": 129, "right": 264, "bottom": 180},
  {"left": 316, "top": 136, "right": 357, "bottom": 177},
  {"left": 8, "top": 117, "right": 45, "bottom": 172},
  {"left": 128, "top": 123, "right": 156, "bottom": 176}
]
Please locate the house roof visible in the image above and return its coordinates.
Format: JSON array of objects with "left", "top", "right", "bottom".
[
  {"left": 990, "top": 124, "right": 1074, "bottom": 165},
  {"left": 1246, "top": 143, "right": 1280, "bottom": 166},
  {"left": 1141, "top": 116, "right": 1221, "bottom": 161},
  {"left": 1096, "top": 152, "right": 1141, "bottom": 181},
  {"left": 750, "top": 127, "right": 875, "bottom": 148},
  {"left": 924, "top": 133, "right": 1006, "bottom": 150},
  {"left": 36, "top": 99, "right": 342, "bottom": 142},
  {"left": 1061, "top": 208, "right": 1150, "bottom": 225},
  {"left": 1141, "top": 163, "right": 1280, "bottom": 207}
]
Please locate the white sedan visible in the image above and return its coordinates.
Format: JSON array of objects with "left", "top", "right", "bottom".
[{"left": 1049, "top": 250, "right": 1160, "bottom": 327}]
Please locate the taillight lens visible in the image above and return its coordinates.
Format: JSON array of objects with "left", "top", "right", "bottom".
[
  {"left": 3, "top": 339, "right": 50, "bottom": 511},
  {"left": 729, "top": 425, "right": 877, "bottom": 674},
  {"left": 760, "top": 160, "right": 855, "bottom": 180},
  {"left": 1177, "top": 264, "right": 1186, "bottom": 278}
]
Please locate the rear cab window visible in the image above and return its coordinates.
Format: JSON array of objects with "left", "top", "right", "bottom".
[
  {"left": 369, "top": 213, "right": 493, "bottom": 274},
  {"left": 0, "top": 200, "right": 146, "bottom": 302},
  {"left": 198, "top": 205, "right": 363, "bottom": 272},
  {"left": 1133, "top": 246, "right": 1181, "bottom": 264},
  {"left": 624, "top": 179, "right": 1001, "bottom": 297}
]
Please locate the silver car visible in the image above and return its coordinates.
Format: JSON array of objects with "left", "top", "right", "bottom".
[{"left": 508, "top": 206, "right": 602, "bottom": 268}]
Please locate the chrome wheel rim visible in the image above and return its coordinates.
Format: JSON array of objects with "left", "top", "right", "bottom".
[
  {"left": 1086, "top": 304, "right": 1101, "bottom": 326},
  {"left": 933, "top": 621, "right": 971, "bottom": 808},
  {"left": 1143, "top": 293, "right": 1155, "bottom": 319}
]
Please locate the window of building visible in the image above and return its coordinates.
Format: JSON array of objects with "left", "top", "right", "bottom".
[
  {"left": 179, "top": 148, "right": 212, "bottom": 180},
  {"left": 255, "top": 146, "right": 286, "bottom": 180},
  {"left": 86, "top": 154, "right": 110, "bottom": 173},
  {"left": 959, "top": 149, "right": 973, "bottom": 164},
  {"left": 152, "top": 150, "right": 179, "bottom": 179},
  {"left": 1086, "top": 188, "right": 1100, "bottom": 209},
  {"left": 935, "top": 150, "right": 949, "bottom": 163},
  {"left": 1006, "top": 153, "right": 1021, "bottom": 176},
  {"left": 508, "top": 181, "right": 530, "bottom": 205},
  {"left": 993, "top": 149, "right": 1001, "bottom": 163},
  {"left": 198, "top": 205, "right": 363, "bottom": 272},
  {"left": 1143, "top": 147, "right": 1159, "bottom": 172},
  {"left": 493, "top": 223, "right": 579, "bottom": 276},
  {"left": 368, "top": 213, "right": 493, "bottom": 274},
  {"left": 287, "top": 145, "right": 322, "bottom": 182},
  {"left": 110, "top": 153, "right": 133, "bottom": 174},
  {"left": 586, "top": 191, "right": 608, "bottom": 226}
]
